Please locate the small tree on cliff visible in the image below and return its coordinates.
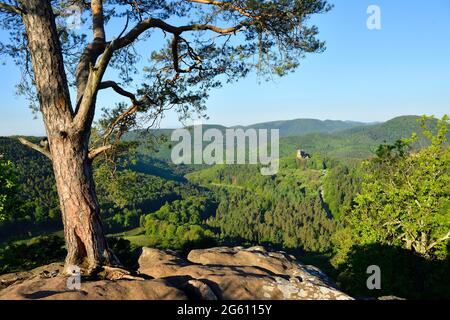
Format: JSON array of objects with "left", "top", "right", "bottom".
[
  {"left": 0, "top": 0, "right": 331, "bottom": 275},
  {"left": 335, "top": 116, "right": 450, "bottom": 263}
]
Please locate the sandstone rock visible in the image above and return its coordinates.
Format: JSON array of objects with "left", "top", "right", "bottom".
[
  {"left": 138, "top": 247, "right": 188, "bottom": 278},
  {"left": 138, "top": 246, "right": 352, "bottom": 300},
  {"left": 0, "top": 275, "right": 187, "bottom": 300},
  {"left": 0, "top": 246, "right": 352, "bottom": 300},
  {"left": 187, "top": 279, "right": 218, "bottom": 300},
  {"left": 188, "top": 246, "right": 335, "bottom": 286},
  {"left": 0, "top": 262, "right": 64, "bottom": 290}
]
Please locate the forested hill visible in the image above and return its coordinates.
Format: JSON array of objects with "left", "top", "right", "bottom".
[
  {"left": 233, "top": 118, "right": 366, "bottom": 137},
  {"left": 280, "top": 115, "right": 448, "bottom": 159},
  {"left": 125, "top": 119, "right": 365, "bottom": 140},
  {"left": 121, "top": 115, "right": 435, "bottom": 162}
]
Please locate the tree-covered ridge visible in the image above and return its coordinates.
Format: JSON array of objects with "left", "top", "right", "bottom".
[
  {"left": 0, "top": 115, "right": 441, "bottom": 244},
  {"left": 95, "top": 166, "right": 210, "bottom": 233},
  {"left": 322, "top": 161, "right": 361, "bottom": 220},
  {"left": 187, "top": 159, "right": 337, "bottom": 252},
  {"left": 233, "top": 118, "right": 366, "bottom": 137},
  {"left": 280, "top": 115, "right": 448, "bottom": 159},
  {"left": 0, "top": 137, "right": 60, "bottom": 241},
  {"left": 123, "top": 119, "right": 363, "bottom": 162},
  {"left": 119, "top": 115, "right": 442, "bottom": 163}
]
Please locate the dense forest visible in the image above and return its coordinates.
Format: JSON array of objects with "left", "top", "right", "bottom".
[
  {"left": 0, "top": 115, "right": 449, "bottom": 299},
  {"left": 188, "top": 160, "right": 337, "bottom": 252}
]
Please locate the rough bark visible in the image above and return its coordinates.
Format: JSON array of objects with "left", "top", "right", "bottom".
[
  {"left": 50, "top": 133, "right": 120, "bottom": 272},
  {"left": 20, "top": 0, "right": 119, "bottom": 273}
]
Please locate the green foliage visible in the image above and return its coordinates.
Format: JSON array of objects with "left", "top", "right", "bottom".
[
  {"left": 189, "top": 162, "right": 336, "bottom": 252},
  {"left": 143, "top": 197, "right": 217, "bottom": 251},
  {"left": 341, "top": 115, "right": 450, "bottom": 260},
  {"left": 0, "top": 235, "right": 66, "bottom": 274},
  {"left": 322, "top": 161, "right": 361, "bottom": 219},
  {"left": 95, "top": 163, "right": 211, "bottom": 233},
  {"left": 332, "top": 115, "right": 450, "bottom": 299},
  {"left": 0, "top": 138, "right": 210, "bottom": 241},
  {"left": 0, "top": 138, "right": 60, "bottom": 240},
  {"left": 335, "top": 244, "right": 450, "bottom": 299},
  {"left": 0, "top": 156, "right": 19, "bottom": 222},
  {"left": 280, "top": 115, "right": 448, "bottom": 159}
]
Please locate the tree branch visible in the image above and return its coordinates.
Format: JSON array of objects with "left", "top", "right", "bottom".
[
  {"left": 91, "top": 0, "right": 106, "bottom": 43},
  {"left": 18, "top": 137, "right": 52, "bottom": 160},
  {"left": 111, "top": 18, "right": 249, "bottom": 52},
  {"left": 88, "top": 144, "right": 113, "bottom": 161},
  {"left": 99, "top": 81, "right": 138, "bottom": 105},
  {"left": 74, "top": 40, "right": 116, "bottom": 130},
  {"left": 75, "top": 0, "right": 107, "bottom": 105},
  {"left": 101, "top": 104, "right": 139, "bottom": 143},
  {"left": 0, "top": 2, "right": 24, "bottom": 14},
  {"left": 74, "top": 5, "right": 251, "bottom": 134},
  {"left": 427, "top": 231, "right": 450, "bottom": 251}
]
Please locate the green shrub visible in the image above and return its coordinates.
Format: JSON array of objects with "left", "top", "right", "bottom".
[
  {"left": 0, "top": 235, "right": 65, "bottom": 274},
  {"left": 335, "top": 243, "right": 450, "bottom": 299}
]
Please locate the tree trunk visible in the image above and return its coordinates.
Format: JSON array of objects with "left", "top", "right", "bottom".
[
  {"left": 21, "top": 0, "right": 119, "bottom": 273},
  {"left": 51, "top": 133, "right": 120, "bottom": 272}
]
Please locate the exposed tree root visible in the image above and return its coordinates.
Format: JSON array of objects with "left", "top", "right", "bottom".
[
  {"left": 64, "top": 264, "right": 146, "bottom": 281},
  {"left": 95, "top": 266, "right": 146, "bottom": 281}
]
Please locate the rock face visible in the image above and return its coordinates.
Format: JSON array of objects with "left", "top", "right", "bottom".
[
  {"left": 0, "top": 262, "right": 187, "bottom": 300},
  {"left": 0, "top": 246, "right": 352, "bottom": 300},
  {"left": 138, "top": 246, "right": 352, "bottom": 300},
  {"left": 0, "top": 262, "right": 63, "bottom": 291},
  {"left": 0, "top": 276, "right": 187, "bottom": 300}
]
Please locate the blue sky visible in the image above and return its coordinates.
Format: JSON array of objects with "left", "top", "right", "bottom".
[{"left": 0, "top": 0, "right": 449, "bottom": 135}]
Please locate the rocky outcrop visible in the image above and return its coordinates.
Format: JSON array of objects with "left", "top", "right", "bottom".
[
  {"left": 0, "top": 246, "right": 352, "bottom": 300},
  {"left": 0, "top": 262, "right": 187, "bottom": 300},
  {"left": 188, "top": 246, "right": 335, "bottom": 285},
  {"left": 0, "top": 262, "right": 63, "bottom": 291},
  {"left": 138, "top": 246, "right": 352, "bottom": 300},
  {"left": 0, "top": 275, "right": 187, "bottom": 300}
]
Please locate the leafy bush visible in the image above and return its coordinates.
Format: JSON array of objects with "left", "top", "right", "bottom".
[
  {"left": 143, "top": 197, "right": 217, "bottom": 250},
  {"left": 332, "top": 116, "right": 450, "bottom": 299},
  {"left": 0, "top": 235, "right": 66, "bottom": 274},
  {"left": 335, "top": 243, "right": 450, "bottom": 299},
  {"left": 339, "top": 116, "right": 450, "bottom": 260}
]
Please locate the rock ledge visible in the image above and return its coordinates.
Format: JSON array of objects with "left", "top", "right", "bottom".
[{"left": 0, "top": 246, "right": 352, "bottom": 300}]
